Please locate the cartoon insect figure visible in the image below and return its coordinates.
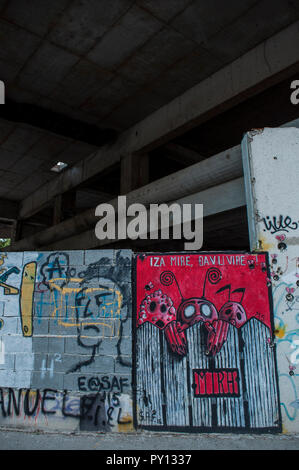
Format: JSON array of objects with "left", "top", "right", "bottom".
[
  {"left": 145, "top": 282, "right": 154, "bottom": 291},
  {"left": 276, "top": 234, "right": 287, "bottom": 252},
  {"left": 247, "top": 259, "right": 255, "bottom": 270},
  {"left": 286, "top": 355, "right": 296, "bottom": 376},
  {"left": 137, "top": 268, "right": 222, "bottom": 356},
  {"left": 205, "top": 284, "right": 247, "bottom": 356},
  {"left": 261, "top": 262, "right": 267, "bottom": 273},
  {"left": 286, "top": 287, "right": 295, "bottom": 302}
]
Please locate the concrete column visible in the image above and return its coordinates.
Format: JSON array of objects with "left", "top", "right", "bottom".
[
  {"left": 120, "top": 153, "right": 149, "bottom": 194},
  {"left": 53, "top": 191, "right": 76, "bottom": 225},
  {"left": 241, "top": 127, "right": 299, "bottom": 434}
]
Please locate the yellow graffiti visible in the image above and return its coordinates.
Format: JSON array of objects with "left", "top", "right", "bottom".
[
  {"left": 0, "top": 255, "right": 19, "bottom": 295},
  {"left": 274, "top": 323, "right": 287, "bottom": 339},
  {"left": 48, "top": 278, "right": 123, "bottom": 337},
  {"left": 117, "top": 414, "right": 134, "bottom": 432},
  {"left": 0, "top": 281, "right": 19, "bottom": 295},
  {"left": 20, "top": 262, "right": 37, "bottom": 337},
  {"left": 258, "top": 235, "right": 275, "bottom": 251},
  {"left": 0, "top": 254, "right": 7, "bottom": 272}
]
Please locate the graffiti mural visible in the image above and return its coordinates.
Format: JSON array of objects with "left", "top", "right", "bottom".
[
  {"left": 135, "top": 252, "right": 281, "bottom": 432},
  {"left": 0, "top": 250, "right": 133, "bottom": 433}
]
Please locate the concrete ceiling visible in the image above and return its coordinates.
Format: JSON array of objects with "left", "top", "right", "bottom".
[{"left": 1, "top": 0, "right": 299, "bottom": 207}]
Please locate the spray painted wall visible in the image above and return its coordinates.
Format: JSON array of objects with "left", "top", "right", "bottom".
[
  {"left": 242, "top": 127, "right": 299, "bottom": 434},
  {"left": 134, "top": 252, "right": 281, "bottom": 432},
  {"left": 0, "top": 249, "right": 133, "bottom": 432}
]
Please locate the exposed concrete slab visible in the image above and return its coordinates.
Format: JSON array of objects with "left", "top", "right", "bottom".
[
  {"left": 2, "top": 0, "right": 69, "bottom": 37},
  {"left": 199, "top": 0, "right": 299, "bottom": 63},
  {"left": 0, "top": 149, "right": 23, "bottom": 171},
  {"left": 1, "top": 126, "right": 42, "bottom": 155},
  {"left": 0, "top": 19, "right": 40, "bottom": 66},
  {"left": 48, "top": 0, "right": 134, "bottom": 55},
  {"left": 118, "top": 27, "right": 196, "bottom": 86},
  {"left": 18, "top": 21, "right": 299, "bottom": 219},
  {"left": 87, "top": 5, "right": 163, "bottom": 70},
  {"left": 50, "top": 59, "right": 114, "bottom": 109},
  {"left": 172, "top": 0, "right": 259, "bottom": 46},
  {"left": 21, "top": 41, "right": 79, "bottom": 89},
  {"left": 137, "top": 0, "right": 192, "bottom": 23}
]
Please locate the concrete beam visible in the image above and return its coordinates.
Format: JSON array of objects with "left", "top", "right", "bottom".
[
  {"left": 19, "top": 21, "right": 299, "bottom": 220},
  {"left": 42, "top": 177, "right": 245, "bottom": 250},
  {"left": 10, "top": 145, "right": 242, "bottom": 251},
  {"left": 163, "top": 143, "right": 203, "bottom": 165}
]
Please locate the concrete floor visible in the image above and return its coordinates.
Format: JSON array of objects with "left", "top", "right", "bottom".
[{"left": 0, "top": 428, "right": 298, "bottom": 450}]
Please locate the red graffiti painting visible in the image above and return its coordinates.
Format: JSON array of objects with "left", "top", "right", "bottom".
[
  {"left": 193, "top": 368, "right": 240, "bottom": 397},
  {"left": 136, "top": 252, "right": 272, "bottom": 357}
]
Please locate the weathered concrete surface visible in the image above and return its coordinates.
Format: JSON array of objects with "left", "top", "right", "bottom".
[{"left": 0, "top": 429, "right": 298, "bottom": 450}]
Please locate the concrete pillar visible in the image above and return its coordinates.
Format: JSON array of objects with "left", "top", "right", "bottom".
[
  {"left": 53, "top": 191, "right": 76, "bottom": 225},
  {"left": 242, "top": 127, "right": 299, "bottom": 434},
  {"left": 120, "top": 153, "right": 149, "bottom": 194}
]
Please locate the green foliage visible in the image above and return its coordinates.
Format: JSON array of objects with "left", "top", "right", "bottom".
[{"left": 0, "top": 239, "right": 11, "bottom": 249}]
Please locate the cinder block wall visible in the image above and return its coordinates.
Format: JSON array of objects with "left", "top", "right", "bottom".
[{"left": 0, "top": 249, "right": 133, "bottom": 432}]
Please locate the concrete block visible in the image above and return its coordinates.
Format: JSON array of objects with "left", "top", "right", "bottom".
[
  {"left": 15, "top": 352, "right": 35, "bottom": 371},
  {"left": 120, "top": 317, "right": 132, "bottom": 337},
  {"left": 1, "top": 317, "right": 18, "bottom": 335},
  {"left": 48, "top": 337, "right": 65, "bottom": 354},
  {"left": 32, "top": 318, "right": 49, "bottom": 335},
  {"left": 63, "top": 373, "right": 84, "bottom": 391},
  {"left": 14, "top": 370, "right": 32, "bottom": 388},
  {"left": 32, "top": 337, "right": 49, "bottom": 354},
  {"left": 31, "top": 371, "right": 64, "bottom": 390},
  {"left": 4, "top": 336, "right": 33, "bottom": 353},
  {"left": 0, "top": 353, "right": 15, "bottom": 371},
  {"left": 32, "top": 353, "right": 49, "bottom": 373},
  {"left": 99, "top": 319, "right": 115, "bottom": 338},
  {"left": 23, "top": 251, "right": 40, "bottom": 264},
  {"left": 115, "top": 249, "right": 132, "bottom": 265},
  {"left": 0, "top": 370, "right": 16, "bottom": 387},
  {"left": 84, "top": 250, "right": 114, "bottom": 267},
  {"left": 86, "top": 355, "right": 115, "bottom": 375},
  {"left": 48, "top": 320, "right": 76, "bottom": 336},
  {"left": 1, "top": 252, "right": 23, "bottom": 268},
  {"left": 1, "top": 296, "right": 20, "bottom": 317},
  {"left": 64, "top": 373, "right": 131, "bottom": 394},
  {"left": 65, "top": 250, "right": 85, "bottom": 266},
  {"left": 120, "top": 302, "right": 132, "bottom": 320},
  {"left": 117, "top": 336, "right": 132, "bottom": 356},
  {"left": 64, "top": 337, "right": 90, "bottom": 355},
  {"left": 114, "top": 357, "right": 132, "bottom": 374},
  {"left": 49, "top": 354, "right": 89, "bottom": 374},
  {"left": 97, "top": 338, "right": 119, "bottom": 357}
]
